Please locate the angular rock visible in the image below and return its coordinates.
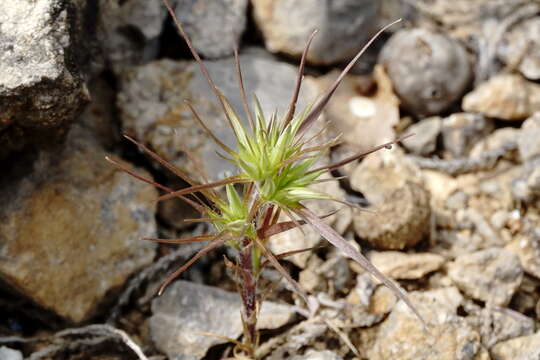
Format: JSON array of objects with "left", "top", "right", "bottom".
[
  {"left": 117, "top": 51, "right": 320, "bottom": 183},
  {"left": 498, "top": 17, "right": 540, "bottom": 80},
  {"left": 150, "top": 280, "right": 295, "bottom": 360},
  {"left": 402, "top": 117, "right": 441, "bottom": 156},
  {"left": 97, "top": 0, "right": 167, "bottom": 71},
  {"left": 511, "top": 157, "right": 540, "bottom": 203},
  {"left": 441, "top": 113, "right": 494, "bottom": 158},
  {"left": 0, "top": 126, "right": 157, "bottom": 323},
  {"left": 172, "top": 0, "right": 248, "bottom": 59},
  {"left": 369, "top": 287, "right": 485, "bottom": 360},
  {"left": 469, "top": 127, "right": 520, "bottom": 159},
  {"left": 462, "top": 73, "right": 540, "bottom": 121},
  {"left": 368, "top": 251, "right": 445, "bottom": 280},
  {"left": 252, "top": 0, "right": 381, "bottom": 65},
  {"left": 448, "top": 248, "right": 523, "bottom": 306},
  {"left": 518, "top": 112, "right": 540, "bottom": 161},
  {"left": 506, "top": 229, "right": 540, "bottom": 279},
  {"left": 291, "top": 350, "right": 342, "bottom": 360},
  {"left": 319, "top": 65, "right": 400, "bottom": 155},
  {"left": 467, "top": 307, "right": 534, "bottom": 349},
  {"left": 0, "top": 0, "right": 88, "bottom": 158},
  {"left": 491, "top": 331, "right": 540, "bottom": 360},
  {"left": 379, "top": 28, "right": 471, "bottom": 116}
]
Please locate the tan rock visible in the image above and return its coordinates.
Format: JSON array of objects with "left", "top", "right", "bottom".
[
  {"left": 0, "top": 127, "right": 157, "bottom": 323},
  {"left": 491, "top": 331, "right": 540, "bottom": 360},
  {"left": 462, "top": 74, "right": 540, "bottom": 121},
  {"left": 368, "top": 251, "right": 445, "bottom": 280}
]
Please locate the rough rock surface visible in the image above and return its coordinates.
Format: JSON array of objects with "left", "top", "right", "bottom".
[
  {"left": 0, "top": 0, "right": 88, "bottom": 158},
  {"left": 96, "top": 0, "right": 167, "bottom": 71},
  {"left": 291, "top": 350, "right": 343, "bottom": 360},
  {"left": 369, "top": 287, "right": 485, "bottom": 360},
  {"left": 402, "top": 117, "right": 441, "bottom": 156},
  {"left": 498, "top": 17, "right": 540, "bottom": 80},
  {"left": 506, "top": 230, "right": 540, "bottom": 279},
  {"left": 252, "top": 0, "right": 381, "bottom": 65},
  {"left": 518, "top": 112, "right": 540, "bottom": 161},
  {"left": 0, "top": 126, "right": 157, "bottom": 323},
  {"left": 491, "top": 331, "right": 540, "bottom": 360},
  {"left": 448, "top": 248, "right": 523, "bottom": 306},
  {"left": 462, "top": 73, "right": 540, "bottom": 121},
  {"left": 441, "top": 113, "right": 494, "bottom": 158},
  {"left": 172, "top": 0, "right": 248, "bottom": 59},
  {"left": 379, "top": 28, "right": 471, "bottom": 116},
  {"left": 150, "top": 280, "right": 295, "bottom": 360},
  {"left": 368, "top": 251, "right": 445, "bottom": 280}
]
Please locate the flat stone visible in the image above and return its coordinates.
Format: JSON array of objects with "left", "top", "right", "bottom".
[
  {"left": 462, "top": 73, "right": 540, "bottom": 121},
  {"left": 0, "top": 126, "right": 157, "bottom": 323},
  {"left": 369, "top": 287, "right": 485, "bottom": 360},
  {"left": 448, "top": 248, "right": 523, "bottom": 306},
  {"left": 402, "top": 117, "right": 441, "bottom": 156},
  {"left": 368, "top": 251, "right": 445, "bottom": 280},
  {"left": 379, "top": 28, "right": 471, "bottom": 116},
  {"left": 150, "top": 280, "right": 295, "bottom": 360},
  {"left": 491, "top": 331, "right": 540, "bottom": 360},
  {"left": 172, "top": 0, "right": 248, "bottom": 59},
  {"left": 0, "top": 0, "right": 88, "bottom": 158},
  {"left": 252, "top": 0, "right": 381, "bottom": 65}
]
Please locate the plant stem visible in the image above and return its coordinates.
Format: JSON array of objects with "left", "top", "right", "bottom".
[{"left": 238, "top": 237, "right": 258, "bottom": 357}]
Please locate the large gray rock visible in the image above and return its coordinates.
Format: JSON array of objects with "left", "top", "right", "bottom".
[
  {"left": 0, "top": 126, "right": 157, "bottom": 323},
  {"left": 150, "top": 280, "right": 295, "bottom": 360},
  {"left": 252, "top": 0, "right": 381, "bottom": 65},
  {"left": 172, "top": 0, "right": 248, "bottom": 59},
  {"left": 0, "top": 0, "right": 88, "bottom": 158},
  {"left": 379, "top": 28, "right": 471, "bottom": 116},
  {"left": 448, "top": 248, "right": 523, "bottom": 306}
]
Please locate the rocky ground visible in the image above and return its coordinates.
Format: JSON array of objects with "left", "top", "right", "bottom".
[{"left": 1, "top": 0, "right": 540, "bottom": 359}]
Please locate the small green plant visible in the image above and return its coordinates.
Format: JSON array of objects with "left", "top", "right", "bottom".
[{"left": 108, "top": 1, "right": 425, "bottom": 358}]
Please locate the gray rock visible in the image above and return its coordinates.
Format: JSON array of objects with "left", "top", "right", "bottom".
[
  {"left": 252, "top": 0, "right": 381, "bottom": 65},
  {"left": 97, "top": 0, "right": 166, "bottom": 71},
  {"left": 368, "top": 251, "right": 445, "bottom": 280},
  {"left": 0, "top": 347, "right": 22, "bottom": 360},
  {"left": 469, "top": 127, "right": 520, "bottom": 159},
  {"left": 150, "top": 280, "right": 295, "bottom": 360},
  {"left": 518, "top": 112, "right": 540, "bottom": 161},
  {"left": 172, "top": 0, "right": 248, "bottom": 59},
  {"left": 402, "top": 117, "right": 441, "bottom": 156},
  {"left": 462, "top": 73, "right": 540, "bottom": 121},
  {"left": 291, "top": 350, "right": 343, "bottom": 360},
  {"left": 511, "top": 158, "right": 540, "bottom": 202},
  {"left": 441, "top": 113, "right": 494, "bottom": 158},
  {"left": 467, "top": 307, "right": 534, "bottom": 349},
  {"left": 117, "top": 51, "right": 320, "bottom": 183},
  {"left": 448, "top": 248, "right": 523, "bottom": 306},
  {"left": 506, "top": 228, "right": 540, "bottom": 279},
  {"left": 0, "top": 0, "right": 88, "bottom": 158},
  {"left": 491, "top": 331, "right": 540, "bottom": 360},
  {"left": 379, "top": 28, "right": 471, "bottom": 116},
  {"left": 369, "top": 287, "right": 485, "bottom": 360},
  {"left": 498, "top": 17, "right": 540, "bottom": 80},
  {"left": 0, "top": 126, "right": 157, "bottom": 323}
]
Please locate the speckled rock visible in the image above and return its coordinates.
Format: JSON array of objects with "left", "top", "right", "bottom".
[
  {"left": 97, "top": 0, "right": 166, "bottom": 71},
  {"left": 462, "top": 73, "right": 540, "bottom": 121},
  {"left": 506, "top": 229, "right": 540, "bottom": 279},
  {"left": 0, "top": 126, "right": 157, "bottom": 323},
  {"left": 402, "top": 117, "right": 441, "bottom": 156},
  {"left": 491, "top": 331, "right": 540, "bottom": 360},
  {"left": 448, "top": 248, "right": 523, "bottom": 306},
  {"left": 318, "top": 65, "right": 400, "bottom": 155},
  {"left": 511, "top": 158, "right": 540, "bottom": 203},
  {"left": 368, "top": 251, "right": 445, "bottom": 280},
  {"left": 498, "top": 17, "right": 540, "bottom": 80},
  {"left": 351, "top": 148, "right": 430, "bottom": 249},
  {"left": 369, "top": 287, "right": 485, "bottom": 360},
  {"left": 379, "top": 28, "right": 471, "bottom": 116},
  {"left": 441, "top": 113, "right": 494, "bottom": 158},
  {"left": 172, "top": 0, "right": 248, "bottom": 59},
  {"left": 0, "top": 0, "right": 89, "bottom": 158},
  {"left": 518, "top": 112, "right": 540, "bottom": 161},
  {"left": 252, "top": 0, "right": 381, "bottom": 65},
  {"left": 150, "top": 280, "right": 295, "bottom": 360}
]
